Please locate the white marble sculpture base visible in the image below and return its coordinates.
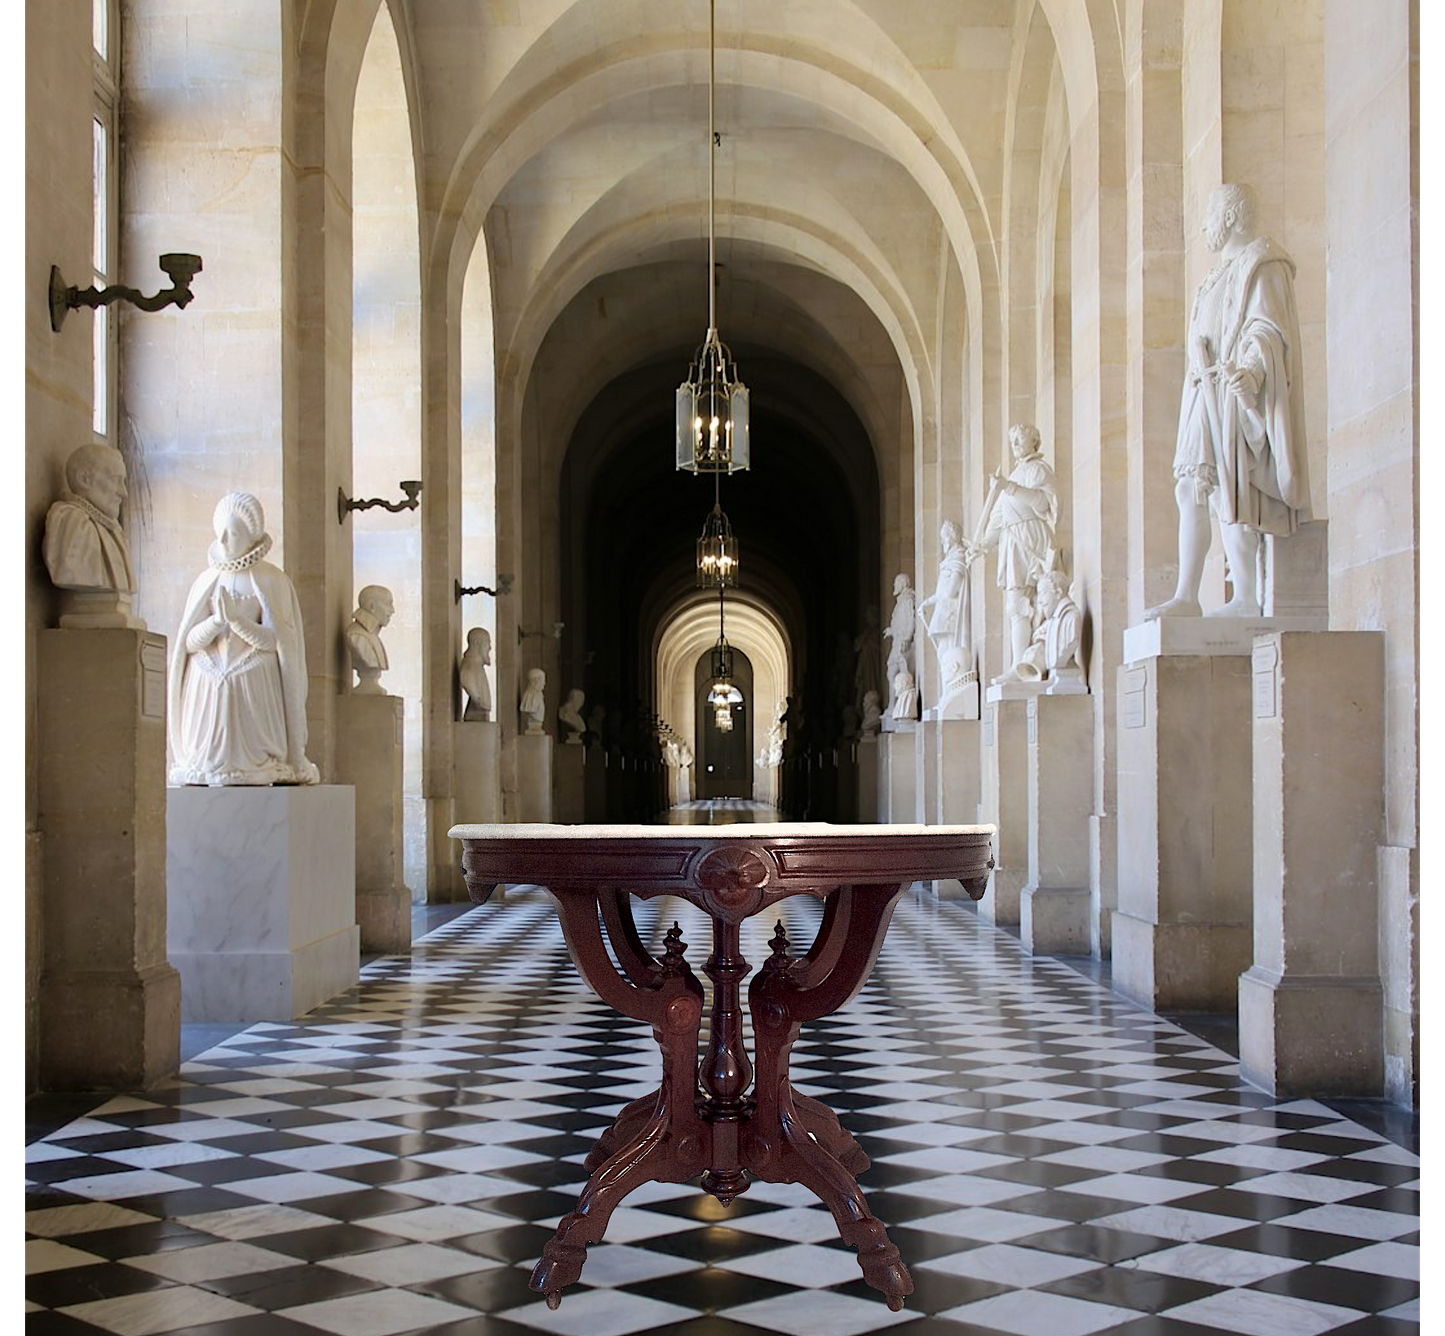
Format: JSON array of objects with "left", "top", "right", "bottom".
[
  {"left": 336, "top": 693, "right": 410, "bottom": 954},
  {"left": 37, "top": 628, "right": 179, "bottom": 1089},
  {"left": 856, "top": 735, "right": 879, "bottom": 825},
  {"left": 554, "top": 740, "right": 585, "bottom": 823},
  {"left": 57, "top": 589, "right": 147, "bottom": 630},
  {"left": 1123, "top": 614, "right": 1326, "bottom": 664},
  {"left": 167, "top": 785, "right": 359, "bottom": 1024},
  {"left": 878, "top": 724, "right": 917, "bottom": 823},
  {"left": 923, "top": 676, "right": 981, "bottom": 722},
  {"left": 1022, "top": 694, "right": 1092, "bottom": 955},
  {"left": 453, "top": 721, "right": 501, "bottom": 825},
  {"left": 1238, "top": 632, "right": 1385, "bottom": 1096},
  {"left": 980, "top": 698, "right": 1029, "bottom": 925},
  {"left": 931, "top": 719, "right": 982, "bottom": 898},
  {"left": 517, "top": 731, "right": 553, "bottom": 822},
  {"left": 1112, "top": 653, "right": 1254, "bottom": 1011}
]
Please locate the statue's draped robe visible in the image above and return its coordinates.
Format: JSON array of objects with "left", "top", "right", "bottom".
[
  {"left": 985, "top": 455, "right": 1059, "bottom": 589},
  {"left": 43, "top": 495, "right": 136, "bottom": 592}
]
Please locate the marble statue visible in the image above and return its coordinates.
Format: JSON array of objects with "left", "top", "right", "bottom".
[
  {"left": 169, "top": 491, "right": 319, "bottom": 786},
  {"left": 881, "top": 573, "right": 916, "bottom": 720},
  {"left": 765, "top": 715, "right": 784, "bottom": 767},
  {"left": 992, "top": 559, "right": 1085, "bottom": 690},
  {"left": 918, "top": 519, "right": 977, "bottom": 706},
  {"left": 1150, "top": 183, "right": 1311, "bottom": 619},
  {"left": 852, "top": 605, "right": 882, "bottom": 712},
  {"left": 520, "top": 668, "right": 547, "bottom": 735},
  {"left": 346, "top": 585, "right": 393, "bottom": 695},
  {"left": 664, "top": 738, "right": 681, "bottom": 768},
  {"left": 860, "top": 690, "right": 882, "bottom": 736},
  {"left": 964, "top": 423, "right": 1058, "bottom": 672},
  {"left": 42, "top": 443, "right": 142, "bottom": 628},
  {"left": 889, "top": 668, "right": 918, "bottom": 723},
  {"left": 558, "top": 687, "right": 586, "bottom": 743},
  {"left": 678, "top": 740, "right": 693, "bottom": 770},
  {"left": 460, "top": 628, "right": 492, "bottom": 721}
]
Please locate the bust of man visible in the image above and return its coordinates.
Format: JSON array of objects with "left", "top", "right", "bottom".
[
  {"left": 558, "top": 688, "right": 586, "bottom": 743},
  {"left": 460, "top": 628, "right": 492, "bottom": 721},
  {"left": 43, "top": 443, "right": 144, "bottom": 629},
  {"left": 347, "top": 585, "right": 394, "bottom": 694},
  {"left": 860, "top": 690, "right": 882, "bottom": 736}
]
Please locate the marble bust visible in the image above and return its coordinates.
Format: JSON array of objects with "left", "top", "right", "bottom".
[
  {"left": 881, "top": 573, "right": 916, "bottom": 720},
  {"left": 918, "top": 519, "right": 978, "bottom": 706},
  {"left": 42, "top": 443, "right": 143, "bottom": 629},
  {"left": 964, "top": 423, "right": 1058, "bottom": 672},
  {"left": 992, "top": 563, "right": 1085, "bottom": 690},
  {"left": 346, "top": 585, "right": 393, "bottom": 695},
  {"left": 520, "top": 668, "right": 547, "bottom": 735},
  {"left": 460, "top": 628, "right": 492, "bottom": 721},
  {"left": 558, "top": 688, "right": 586, "bottom": 743},
  {"left": 1149, "top": 183, "right": 1311, "bottom": 618},
  {"left": 860, "top": 690, "right": 882, "bottom": 736},
  {"left": 889, "top": 668, "right": 918, "bottom": 723},
  {"left": 169, "top": 491, "right": 319, "bottom": 786}
]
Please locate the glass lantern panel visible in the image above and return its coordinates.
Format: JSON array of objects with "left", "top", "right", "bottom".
[
  {"left": 729, "top": 384, "right": 750, "bottom": 471},
  {"left": 676, "top": 384, "right": 698, "bottom": 471}
]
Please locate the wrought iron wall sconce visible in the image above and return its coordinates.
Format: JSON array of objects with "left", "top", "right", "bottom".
[
  {"left": 337, "top": 480, "right": 422, "bottom": 524},
  {"left": 454, "top": 574, "right": 514, "bottom": 602},
  {"left": 519, "top": 622, "right": 565, "bottom": 644},
  {"left": 50, "top": 252, "right": 203, "bottom": 333}
]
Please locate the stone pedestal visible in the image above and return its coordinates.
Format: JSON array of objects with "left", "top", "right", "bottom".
[
  {"left": 835, "top": 742, "right": 858, "bottom": 822},
  {"left": 856, "top": 735, "right": 879, "bottom": 824},
  {"left": 1264, "top": 519, "right": 1328, "bottom": 621},
  {"left": 584, "top": 743, "right": 608, "bottom": 820},
  {"left": 919, "top": 720, "right": 941, "bottom": 824},
  {"left": 1022, "top": 694, "right": 1092, "bottom": 954},
  {"left": 981, "top": 688, "right": 1034, "bottom": 924},
  {"left": 37, "top": 629, "right": 180, "bottom": 1090},
  {"left": 934, "top": 719, "right": 982, "bottom": 898},
  {"left": 335, "top": 693, "right": 410, "bottom": 954},
  {"left": 1112, "top": 649, "right": 1254, "bottom": 1011},
  {"left": 1238, "top": 632, "right": 1385, "bottom": 1097},
  {"left": 555, "top": 741, "right": 585, "bottom": 823},
  {"left": 517, "top": 731, "right": 553, "bottom": 821},
  {"left": 167, "top": 786, "right": 359, "bottom": 1023},
  {"left": 1123, "top": 613, "right": 1326, "bottom": 664},
  {"left": 879, "top": 724, "right": 917, "bottom": 823},
  {"left": 454, "top": 721, "right": 501, "bottom": 825}
]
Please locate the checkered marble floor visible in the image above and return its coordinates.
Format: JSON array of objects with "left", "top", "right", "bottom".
[{"left": 27, "top": 887, "right": 1420, "bottom": 1336}]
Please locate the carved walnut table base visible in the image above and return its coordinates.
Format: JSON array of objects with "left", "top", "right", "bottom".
[{"left": 450, "top": 822, "right": 994, "bottom": 1311}]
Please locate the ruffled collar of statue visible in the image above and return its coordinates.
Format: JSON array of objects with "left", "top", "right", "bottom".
[
  {"left": 61, "top": 490, "right": 124, "bottom": 537},
  {"left": 208, "top": 532, "right": 273, "bottom": 572}
]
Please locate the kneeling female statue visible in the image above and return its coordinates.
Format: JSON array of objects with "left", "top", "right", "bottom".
[{"left": 169, "top": 492, "right": 320, "bottom": 786}]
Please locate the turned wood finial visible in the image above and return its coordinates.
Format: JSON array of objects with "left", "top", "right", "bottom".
[
  {"left": 661, "top": 920, "right": 689, "bottom": 975},
  {"left": 763, "top": 918, "right": 792, "bottom": 975}
]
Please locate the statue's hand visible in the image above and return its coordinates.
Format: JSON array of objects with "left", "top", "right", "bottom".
[{"left": 1226, "top": 362, "right": 1261, "bottom": 401}]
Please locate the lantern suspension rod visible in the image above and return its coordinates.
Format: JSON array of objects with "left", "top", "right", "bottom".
[{"left": 708, "top": 0, "right": 717, "bottom": 335}]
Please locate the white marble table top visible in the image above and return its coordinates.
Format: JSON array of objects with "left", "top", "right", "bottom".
[{"left": 450, "top": 822, "right": 995, "bottom": 840}]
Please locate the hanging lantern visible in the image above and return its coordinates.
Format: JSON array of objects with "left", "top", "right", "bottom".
[{"left": 696, "top": 502, "right": 739, "bottom": 587}]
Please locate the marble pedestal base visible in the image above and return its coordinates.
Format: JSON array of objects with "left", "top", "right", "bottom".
[
  {"left": 932, "top": 719, "right": 982, "bottom": 898},
  {"left": 518, "top": 732, "right": 554, "bottom": 822},
  {"left": 1023, "top": 694, "right": 1092, "bottom": 955},
  {"left": 37, "top": 629, "right": 179, "bottom": 1090},
  {"left": 878, "top": 725, "right": 917, "bottom": 823},
  {"left": 336, "top": 694, "right": 410, "bottom": 954},
  {"left": 980, "top": 690, "right": 1033, "bottom": 925},
  {"left": 555, "top": 742, "right": 585, "bottom": 823},
  {"left": 167, "top": 786, "right": 359, "bottom": 1023},
  {"left": 447, "top": 721, "right": 501, "bottom": 902},
  {"left": 856, "top": 735, "right": 879, "bottom": 824},
  {"left": 1239, "top": 632, "right": 1385, "bottom": 1097},
  {"left": 1113, "top": 648, "right": 1253, "bottom": 1011}
]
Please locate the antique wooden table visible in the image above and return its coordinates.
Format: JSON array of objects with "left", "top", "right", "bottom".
[{"left": 449, "top": 821, "right": 995, "bottom": 1311}]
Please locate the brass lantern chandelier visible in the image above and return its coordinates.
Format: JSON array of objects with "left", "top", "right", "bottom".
[
  {"left": 696, "top": 501, "right": 738, "bottom": 588},
  {"left": 676, "top": 0, "right": 750, "bottom": 476}
]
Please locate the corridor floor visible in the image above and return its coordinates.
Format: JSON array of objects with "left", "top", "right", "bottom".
[{"left": 26, "top": 886, "right": 1419, "bottom": 1336}]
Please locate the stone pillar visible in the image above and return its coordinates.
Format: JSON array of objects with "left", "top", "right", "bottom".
[
  {"left": 448, "top": 721, "right": 499, "bottom": 899},
  {"left": 1238, "top": 632, "right": 1385, "bottom": 1097},
  {"left": 167, "top": 786, "right": 359, "bottom": 1024},
  {"left": 554, "top": 740, "right": 585, "bottom": 823},
  {"left": 584, "top": 743, "right": 608, "bottom": 820},
  {"left": 880, "top": 724, "right": 918, "bottom": 823},
  {"left": 919, "top": 720, "right": 942, "bottom": 825},
  {"left": 934, "top": 719, "right": 982, "bottom": 899},
  {"left": 856, "top": 735, "right": 879, "bottom": 824},
  {"left": 37, "top": 629, "right": 180, "bottom": 1090},
  {"left": 517, "top": 732, "right": 553, "bottom": 822},
  {"left": 981, "top": 690, "right": 1033, "bottom": 924},
  {"left": 1112, "top": 649, "right": 1254, "bottom": 1011},
  {"left": 1022, "top": 694, "right": 1093, "bottom": 954},
  {"left": 335, "top": 694, "right": 410, "bottom": 954}
]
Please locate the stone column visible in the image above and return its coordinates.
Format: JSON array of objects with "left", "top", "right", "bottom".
[
  {"left": 37, "top": 629, "right": 180, "bottom": 1090},
  {"left": 517, "top": 732, "right": 553, "bottom": 822},
  {"left": 554, "top": 741, "right": 585, "bottom": 823},
  {"left": 880, "top": 724, "right": 918, "bottom": 823},
  {"left": 335, "top": 694, "right": 411, "bottom": 954},
  {"left": 981, "top": 690, "right": 1033, "bottom": 924},
  {"left": 934, "top": 719, "right": 982, "bottom": 898},
  {"left": 1022, "top": 693, "right": 1093, "bottom": 954},
  {"left": 1238, "top": 632, "right": 1385, "bottom": 1097}
]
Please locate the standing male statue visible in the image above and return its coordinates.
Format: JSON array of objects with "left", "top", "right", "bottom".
[
  {"left": 917, "top": 520, "right": 975, "bottom": 705},
  {"left": 964, "top": 423, "right": 1058, "bottom": 673},
  {"left": 1149, "top": 183, "right": 1310, "bottom": 618},
  {"left": 881, "top": 573, "right": 917, "bottom": 722}
]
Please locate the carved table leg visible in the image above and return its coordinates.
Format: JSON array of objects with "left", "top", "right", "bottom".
[
  {"left": 532, "top": 896, "right": 705, "bottom": 1306},
  {"left": 744, "top": 886, "right": 914, "bottom": 1310}
]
